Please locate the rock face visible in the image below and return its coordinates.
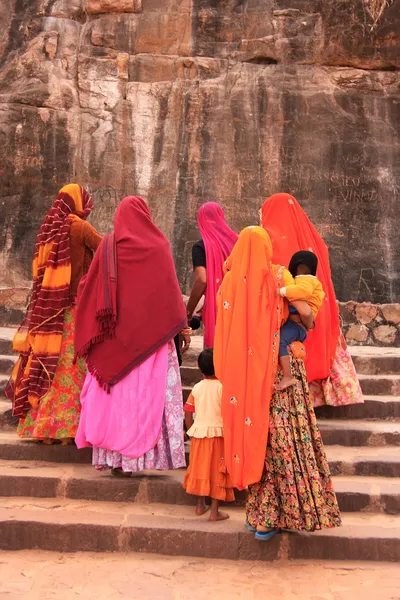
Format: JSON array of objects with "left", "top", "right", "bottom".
[{"left": 0, "top": 0, "right": 399, "bottom": 302}]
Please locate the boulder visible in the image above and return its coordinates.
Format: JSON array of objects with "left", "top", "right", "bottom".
[
  {"left": 381, "top": 304, "right": 400, "bottom": 325},
  {"left": 373, "top": 325, "right": 398, "bottom": 345}
]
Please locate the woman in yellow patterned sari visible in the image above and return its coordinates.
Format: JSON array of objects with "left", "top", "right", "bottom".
[{"left": 5, "top": 184, "right": 101, "bottom": 444}]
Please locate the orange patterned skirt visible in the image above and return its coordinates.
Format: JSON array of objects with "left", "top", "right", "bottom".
[{"left": 183, "top": 436, "right": 235, "bottom": 502}]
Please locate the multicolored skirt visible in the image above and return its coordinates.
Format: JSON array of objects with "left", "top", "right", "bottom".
[
  {"left": 246, "top": 358, "right": 341, "bottom": 532},
  {"left": 17, "top": 306, "right": 86, "bottom": 440},
  {"left": 183, "top": 436, "right": 235, "bottom": 502},
  {"left": 310, "top": 331, "right": 363, "bottom": 407}
]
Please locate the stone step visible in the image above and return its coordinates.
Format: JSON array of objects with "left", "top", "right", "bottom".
[
  {"left": 327, "top": 445, "right": 400, "bottom": 478},
  {"left": 0, "top": 375, "right": 9, "bottom": 395},
  {"left": 315, "top": 395, "right": 400, "bottom": 420},
  {"left": 0, "top": 400, "right": 17, "bottom": 431},
  {"left": 183, "top": 386, "right": 400, "bottom": 427},
  {"left": 0, "top": 432, "right": 92, "bottom": 463},
  {"left": 182, "top": 343, "right": 400, "bottom": 375},
  {"left": 357, "top": 374, "right": 400, "bottom": 397},
  {"left": 349, "top": 347, "right": 400, "bottom": 376},
  {"left": 0, "top": 434, "right": 399, "bottom": 478},
  {"left": 0, "top": 461, "right": 399, "bottom": 515},
  {"left": 181, "top": 372, "right": 400, "bottom": 397},
  {"left": 0, "top": 496, "right": 399, "bottom": 561},
  {"left": 333, "top": 475, "right": 400, "bottom": 514},
  {"left": 0, "top": 354, "right": 16, "bottom": 374},
  {"left": 318, "top": 420, "right": 400, "bottom": 447},
  {"left": 0, "top": 327, "right": 16, "bottom": 355}
]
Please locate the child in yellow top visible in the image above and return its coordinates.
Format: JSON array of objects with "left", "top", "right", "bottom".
[
  {"left": 183, "top": 348, "right": 234, "bottom": 521},
  {"left": 277, "top": 250, "right": 325, "bottom": 390}
]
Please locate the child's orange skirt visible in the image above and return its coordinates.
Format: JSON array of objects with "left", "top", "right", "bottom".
[{"left": 183, "top": 436, "right": 235, "bottom": 502}]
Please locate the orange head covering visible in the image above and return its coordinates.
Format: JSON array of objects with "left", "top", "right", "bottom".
[
  {"left": 214, "top": 226, "right": 286, "bottom": 490},
  {"left": 261, "top": 193, "right": 340, "bottom": 382}
]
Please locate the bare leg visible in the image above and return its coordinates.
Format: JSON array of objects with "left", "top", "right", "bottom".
[
  {"left": 195, "top": 497, "right": 209, "bottom": 516},
  {"left": 276, "top": 355, "right": 296, "bottom": 390},
  {"left": 61, "top": 438, "right": 73, "bottom": 446},
  {"left": 209, "top": 498, "right": 229, "bottom": 522}
]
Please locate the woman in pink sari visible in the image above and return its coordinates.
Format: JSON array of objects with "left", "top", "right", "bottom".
[
  {"left": 261, "top": 193, "right": 363, "bottom": 408},
  {"left": 186, "top": 203, "right": 238, "bottom": 348},
  {"left": 75, "top": 197, "right": 187, "bottom": 474}
]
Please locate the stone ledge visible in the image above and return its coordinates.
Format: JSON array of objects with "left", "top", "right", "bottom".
[{"left": 0, "top": 296, "right": 398, "bottom": 346}]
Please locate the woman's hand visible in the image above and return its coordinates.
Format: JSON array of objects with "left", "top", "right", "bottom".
[{"left": 180, "top": 331, "right": 191, "bottom": 354}]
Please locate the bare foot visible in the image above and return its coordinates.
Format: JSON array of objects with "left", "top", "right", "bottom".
[
  {"left": 42, "top": 438, "right": 54, "bottom": 445},
  {"left": 275, "top": 376, "right": 296, "bottom": 390},
  {"left": 256, "top": 525, "right": 274, "bottom": 533},
  {"left": 195, "top": 505, "right": 210, "bottom": 516},
  {"left": 61, "top": 438, "right": 73, "bottom": 446},
  {"left": 209, "top": 511, "right": 230, "bottom": 522},
  {"left": 195, "top": 497, "right": 208, "bottom": 516}
]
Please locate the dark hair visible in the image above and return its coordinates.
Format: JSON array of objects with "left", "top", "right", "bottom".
[
  {"left": 198, "top": 348, "right": 215, "bottom": 377},
  {"left": 288, "top": 250, "right": 318, "bottom": 277}
]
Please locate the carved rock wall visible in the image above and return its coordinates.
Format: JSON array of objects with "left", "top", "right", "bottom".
[{"left": 0, "top": 0, "right": 399, "bottom": 303}]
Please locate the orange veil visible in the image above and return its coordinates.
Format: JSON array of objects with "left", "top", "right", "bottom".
[
  {"left": 214, "top": 227, "right": 286, "bottom": 490},
  {"left": 261, "top": 193, "right": 340, "bottom": 382}
]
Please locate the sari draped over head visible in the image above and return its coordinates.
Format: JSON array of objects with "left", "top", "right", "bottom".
[
  {"left": 197, "top": 202, "right": 238, "bottom": 347},
  {"left": 75, "top": 196, "right": 186, "bottom": 389},
  {"left": 214, "top": 226, "right": 286, "bottom": 490},
  {"left": 261, "top": 193, "right": 340, "bottom": 383},
  {"left": 6, "top": 184, "right": 93, "bottom": 418}
]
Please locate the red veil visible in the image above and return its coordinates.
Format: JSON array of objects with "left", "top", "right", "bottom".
[
  {"left": 261, "top": 193, "right": 340, "bottom": 382},
  {"left": 75, "top": 196, "right": 186, "bottom": 388}
]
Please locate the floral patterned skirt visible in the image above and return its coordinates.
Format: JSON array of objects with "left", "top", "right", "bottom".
[
  {"left": 17, "top": 306, "right": 86, "bottom": 440},
  {"left": 310, "top": 331, "right": 363, "bottom": 407},
  {"left": 246, "top": 358, "right": 341, "bottom": 532}
]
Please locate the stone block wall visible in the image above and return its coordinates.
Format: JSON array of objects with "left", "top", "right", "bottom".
[
  {"left": 1, "top": 287, "right": 399, "bottom": 347},
  {"left": 339, "top": 302, "right": 400, "bottom": 347}
]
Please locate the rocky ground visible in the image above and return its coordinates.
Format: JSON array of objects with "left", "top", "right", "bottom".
[{"left": 1, "top": 551, "right": 399, "bottom": 600}]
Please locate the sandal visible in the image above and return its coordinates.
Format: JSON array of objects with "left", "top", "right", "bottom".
[
  {"left": 111, "top": 468, "right": 132, "bottom": 478},
  {"left": 255, "top": 529, "right": 280, "bottom": 541}
]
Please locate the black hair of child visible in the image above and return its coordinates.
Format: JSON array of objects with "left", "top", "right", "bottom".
[
  {"left": 288, "top": 250, "right": 318, "bottom": 277},
  {"left": 198, "top": 348, "right": 215, "bottom": 378}
]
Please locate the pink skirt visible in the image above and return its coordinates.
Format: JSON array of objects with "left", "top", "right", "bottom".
[{"left": 76, "top": 341, "right": 185, "bottom": 472}]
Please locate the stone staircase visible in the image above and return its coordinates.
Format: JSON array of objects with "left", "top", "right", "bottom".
[{"left": 0, "top": 329, "right": 399, "bottom": 561}]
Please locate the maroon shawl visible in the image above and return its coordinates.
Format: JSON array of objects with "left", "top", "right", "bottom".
[{"left": 75, "top": 196, "right": 186, "bottom": 388}]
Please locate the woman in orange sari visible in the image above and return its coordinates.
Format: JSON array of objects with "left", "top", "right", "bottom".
[
  {"left": 261, "top": 193, "right": 363, "bottom": 408},
  {"left": 214, "top": 226, "right": 341, "bottom": 539}
]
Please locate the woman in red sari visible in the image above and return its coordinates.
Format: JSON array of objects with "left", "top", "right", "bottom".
[
  {"left": 261, "top": 193, "right": 363, "bottom": 408},
  {"left": 75, "top": 196, "right": 187, "bottom": 474}
]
